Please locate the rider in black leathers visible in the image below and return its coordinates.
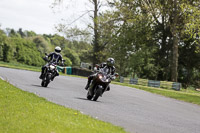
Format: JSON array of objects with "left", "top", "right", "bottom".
[
  {"left": 85, "top": 58, "right": 116, "bottom": 91},
  {"left": 39, "top": 46, "right": 63, "bottom": 80}
]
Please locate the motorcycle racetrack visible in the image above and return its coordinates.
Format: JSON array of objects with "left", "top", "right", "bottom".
[{"left": 0, "top": 67, "right": 200, "bottom": 133}]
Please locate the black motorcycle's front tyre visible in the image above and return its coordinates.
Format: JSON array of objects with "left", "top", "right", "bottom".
[
  {"left": 93, "top": 88, "right": 103, "bottom": 101},
  {"left": 41, "top": 74, "right": 51, "bottom": 87}
]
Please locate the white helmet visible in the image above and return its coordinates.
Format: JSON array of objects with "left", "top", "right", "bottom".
[
  {"left": 55, "top": 46, "right": 61, "bottom": 53},
  {"left": 107, "top": 58, "right": 115, "bottom": 67}
]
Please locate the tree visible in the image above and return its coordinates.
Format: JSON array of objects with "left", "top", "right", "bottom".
[
  {"left": 24, "top": 30, "right": 37, "bottom": 37},
  {"left": 139, "top": 0, "right": 199, "bottom": 82},
  {"left": 103, "top": 0, "right": 158, "bottom": 77},
  {"left": 0, "top": 28, "right": 7, "bottom": 60},
  {"left": 55, "top": 26, "right": 91, "bottom": 42},
  {"left": 53, "top": 0, "right": 109, "bottom": 66},
  {"left": 181, "top": 1, "right": 200, "bottom": 49},
  {"left": 17, "top": 28, "right": 25, "bottom": 38},
  {"left": 9, "top": 29, "right": 21, "bottom": 38},
  {"left": 2, "top": 43, "right": 11, "bottom": 62},
  {"left": 63, "top": 47, "right": 80, "bottom": 66},
  {"left": 32, "top": 36, "right": 50, "bottom": 54}
]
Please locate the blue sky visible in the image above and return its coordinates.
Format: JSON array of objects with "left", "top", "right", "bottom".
[{"left": 0, "top": 0, "right": 90, "bottom": 34}]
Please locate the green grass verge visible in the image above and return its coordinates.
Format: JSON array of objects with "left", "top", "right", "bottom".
[
  {"left": 0, "top": 79, "right": 126, "bottom": 133},
  {"left": 0, "top": 61, "right": 41, "bottom": 72},
  {"left": 112, "top": 82, "right": 200, "bottom": 106}
]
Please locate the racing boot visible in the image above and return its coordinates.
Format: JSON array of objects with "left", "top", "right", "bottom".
[
  {"left": 107, "top": 86, "right": 110, "bottom": 91},
  {"left": 39, "top": 73, "right": 44, "bottom": 79},
  {"left": 51, "top": 76, "right": 55, "bottom": 81},
  {"left": 85, "top": 80, "right": 91, "bottom": 90}
]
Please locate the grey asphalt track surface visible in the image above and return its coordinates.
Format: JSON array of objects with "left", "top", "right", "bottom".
[{"left": 0, "top": 67, "right": 200, "bottom": 133}]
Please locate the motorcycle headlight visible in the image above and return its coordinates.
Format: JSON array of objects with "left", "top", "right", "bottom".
[
  {"left": 98, "top": 74, "right": 103, "bottom": 79},
  {"left": 50, "top": 65, "right": 55, "bottom": 70}
]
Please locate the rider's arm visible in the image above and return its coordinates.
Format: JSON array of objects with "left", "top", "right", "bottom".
[
  {"left": 47, "top": 52, "right": 53, "bottom": 60},
  {"left": 99, "top": 62, "right": 106, "bottom": 68},
  {"left": 111, "top": 66, "right": 116, "bottom": 75},
  {"left": 110, "top": 66, "right": 116, "bottom": 80},
  {"left": 59, "top": 54, "right": 64, "bottom": 66}
]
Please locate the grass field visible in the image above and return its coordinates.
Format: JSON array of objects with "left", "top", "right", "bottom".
[{"left": 0, "top": 79, "right": 126, "bottom": 133}]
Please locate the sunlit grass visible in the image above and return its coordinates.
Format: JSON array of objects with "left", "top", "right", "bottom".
[{"left": 0, "top": 61, "right": 41, "bottom": 72}]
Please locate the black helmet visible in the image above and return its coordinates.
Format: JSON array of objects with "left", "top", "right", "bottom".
[
  {"left": 107, "top": 58, "right": 115, "bottom": 67},
  {"left": 55, "top": 46, "right": 61, "bottom": 53}
]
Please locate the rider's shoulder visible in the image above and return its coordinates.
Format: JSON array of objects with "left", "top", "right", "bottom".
[
  {"left": 51, "top": 52, "right": 62, "bottom": 56},
  {"left": 100, "top": 62, "right": 107, "bottom": 67},
  {"left": 49, "top": 52, "right": 54, "bottom": 55}
]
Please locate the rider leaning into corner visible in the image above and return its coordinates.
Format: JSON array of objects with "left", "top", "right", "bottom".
[
  {"left": 85, "top": 58, "right": 116, "bottom": 91},
  {"left": 39, "top": 46, "right": 64, "bottom": 81}
]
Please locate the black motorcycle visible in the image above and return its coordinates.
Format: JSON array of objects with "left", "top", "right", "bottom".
[
  {"left": 86, "top": 67, "right": 118, "bottom": 101},
  {"left": 41, "top": 53, "right": 64, "bottom": 87}
]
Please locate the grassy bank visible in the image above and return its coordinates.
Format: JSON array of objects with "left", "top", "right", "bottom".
[
  {"left": 0, "top": 79, "right": 126, "bottom": 133},
  {"left": 0, "top": 61, "right": 41, "bottom": 72},
  {"left": 113, "top": 82, "right": 200, "bottom": 105}
]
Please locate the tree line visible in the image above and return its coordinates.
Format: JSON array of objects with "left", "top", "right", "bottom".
[
  {"left": 0, "top": 27, "right": 92, "bottom": 67},
  {"left": 56, "top": 0, "right": 200, "bottom": 88}
]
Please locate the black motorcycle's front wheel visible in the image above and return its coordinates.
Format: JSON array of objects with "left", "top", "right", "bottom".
[
  {"left": 93, "top": 88, "right": 102, "bottom": 101},
  {"left": 41, "top": 80, "right": 48, "bottom": 87},
  {"left": 41, "top": 74, "right": 51, "bottom": 87}
]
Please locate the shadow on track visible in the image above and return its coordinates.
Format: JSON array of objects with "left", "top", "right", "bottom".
[
  {"left": 31, "top": 84, "right": 43, "bottom": 87},
  {"left": 75, "top": 97, "right": 101, "bottom": 102}
]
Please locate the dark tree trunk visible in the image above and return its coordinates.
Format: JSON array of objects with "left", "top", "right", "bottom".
[
  {"left": 92, "top": 0, "right": 100, "bottom": 66},
  {"left": 171, "top": 33, "right": 178, "bottom": 82},
  {"left": 170, "top": 0, "right": 178, "bottom": 82}
]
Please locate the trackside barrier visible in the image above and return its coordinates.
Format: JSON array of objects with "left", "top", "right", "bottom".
[
  {"left": 120, "top": 77, "right": 124, "bottom": 83},
  {"left": 138, "top": 79, "right": 148, "bottom": 86},
  {"left": 56, "top": 66, "right": 72, "bottom": 75},
  {"left": 72, "top": 67, "right": 93, "bottom": 77},
  {"left": 160, "top": 81, "right": 173, "bottom": 89},
  {"left": 66, "top": 67, "right": 72, "bottom": 74},
  {"left": 130, "top": 78, "right": 138, "bottom": 84},
  {"left": 120, "top": 77, "right": 181, "bottom": 91},
  {"left": 172, "top": 82, "right": 182, "bottom": 91},
  {"left": 56, "top": 66, "right": 64, "bottom": 72},
  {"left": 148, "top": 80, "right": 160, "bottom": 88},
  {"left": 57, "top": 66, "right": 92, "bottom": 76}
]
